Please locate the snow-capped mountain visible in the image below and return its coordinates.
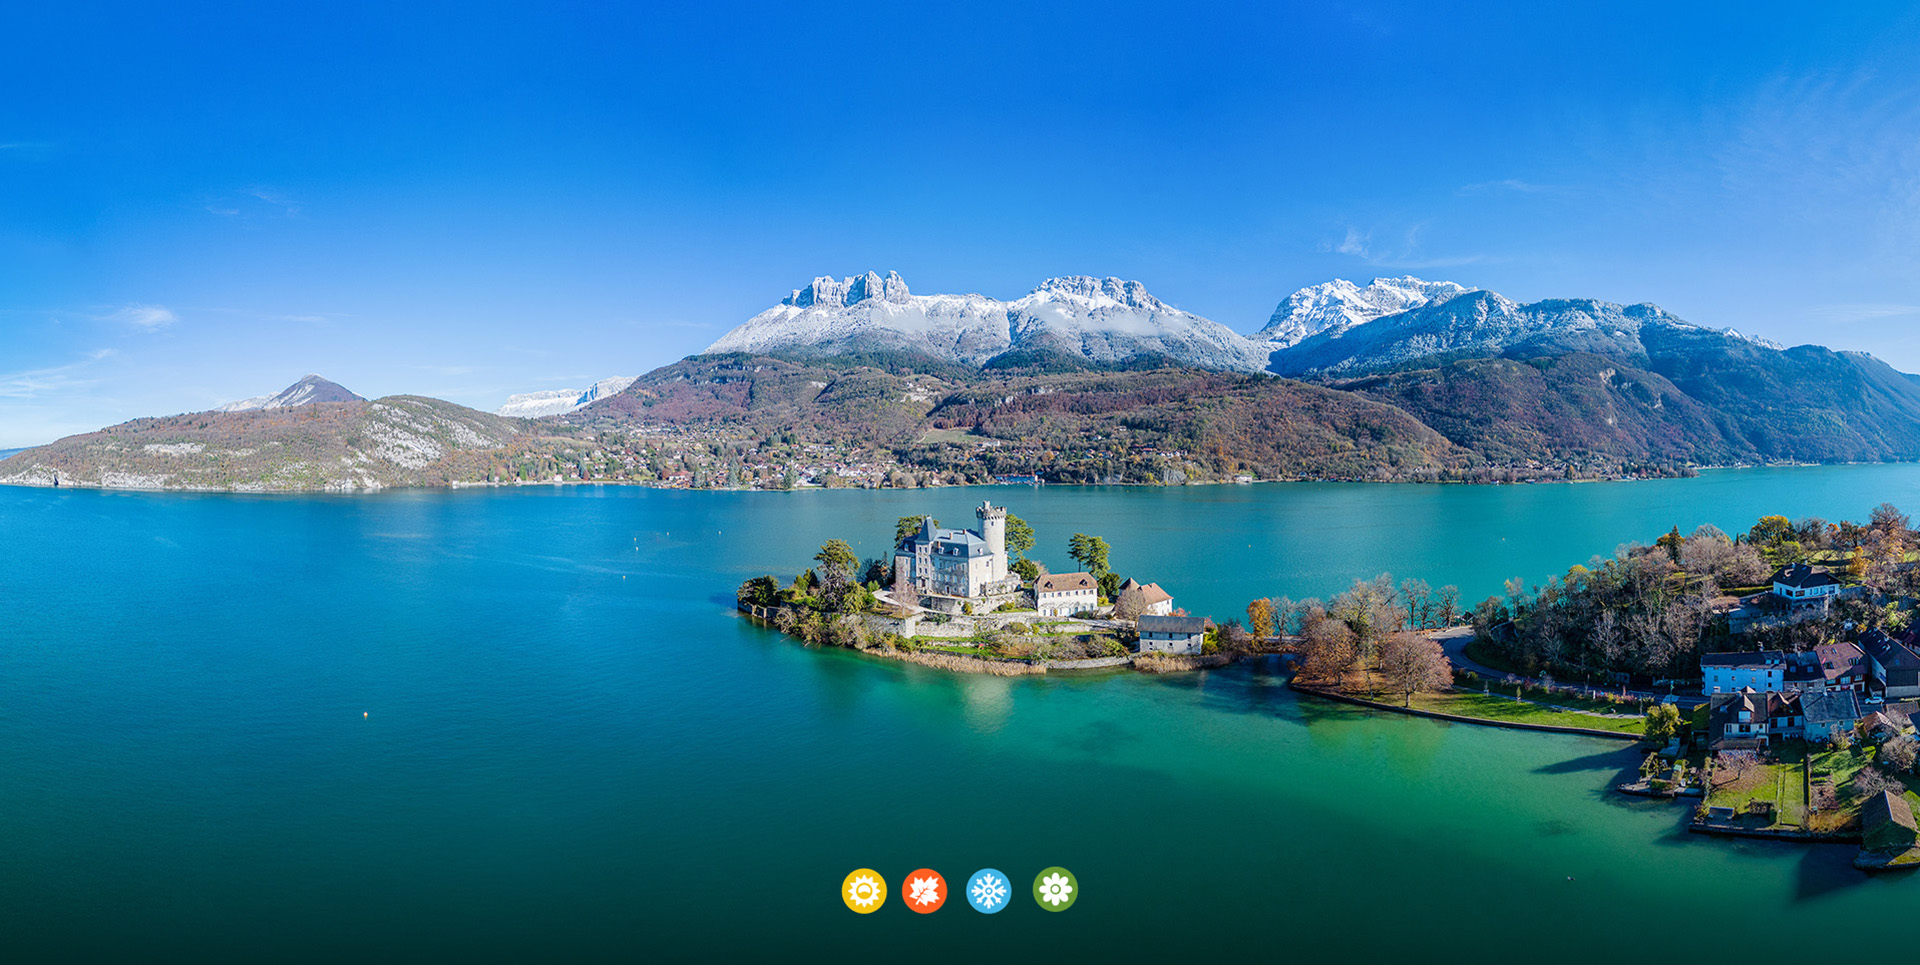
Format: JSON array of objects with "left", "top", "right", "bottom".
[
  {"left": 704, "top": 271, "right": 1271, "bottom": 372},
  {"left": 1255, "top": 276, "right": 1472, "bottom": 348},
  {"left": 496, "top": 376, "right": 639, "bottom": 418},
  {"left": 703, "top": 271, "right": 1793, "bottom": 380},
  {"left": 214, "top": 374, "right": 363, "bottom": 412},
  {"left": 1266, "top": 290, "right": 1785, "bottom": 377}
]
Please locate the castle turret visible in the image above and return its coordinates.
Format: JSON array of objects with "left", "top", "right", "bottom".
[{"left": 977, "top": 500, "right": 1007, "bottom": 580}]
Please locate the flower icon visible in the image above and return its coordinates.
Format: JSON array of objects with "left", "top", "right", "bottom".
[
  {"left": 1032, "top": 867, "right": 1077, "bottom": 911},
  {"left": 966, "top": 868, "right": 1010, "bottom": 914}
]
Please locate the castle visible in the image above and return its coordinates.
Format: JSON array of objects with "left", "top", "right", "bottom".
[{"left": 892, "top": 500, "right": 1020, "bottom": 603}]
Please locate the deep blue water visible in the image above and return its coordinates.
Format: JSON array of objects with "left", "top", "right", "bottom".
[{"left": 6, "top": 470, "right": 1920, "bottom": 962}]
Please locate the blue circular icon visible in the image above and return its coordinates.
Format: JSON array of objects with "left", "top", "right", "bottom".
[{"left": 966, "top": 868, "right": 1012, "bottom": 914}]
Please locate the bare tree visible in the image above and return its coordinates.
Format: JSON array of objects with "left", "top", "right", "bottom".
[
  {"left": 1376, "top": 631, "right": 1454, "bottom": 706},
  {"left": 1297, "top": 615, "right": 1357, "bottom": 686}
]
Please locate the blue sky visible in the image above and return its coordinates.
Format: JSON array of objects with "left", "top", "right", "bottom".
[{"left": 5, "top": 1, "right": 1920, "bottom": 446}]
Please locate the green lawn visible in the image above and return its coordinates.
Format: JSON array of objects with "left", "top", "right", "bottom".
[
  {"left": 1706, "top": 744, "right": 1807, "bottom": 828},
  {"left": 1397, "top": 691, "right": 1647, "bottom": 735},
  {"left": 1459, "top": 678, "right": 1651, "bottom": 716}
]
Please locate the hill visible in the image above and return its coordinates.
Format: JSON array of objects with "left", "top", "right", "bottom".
[{"left": 0, "top": 396, "right": 556, "bottom": 492}]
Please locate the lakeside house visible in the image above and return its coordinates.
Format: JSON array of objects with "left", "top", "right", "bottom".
[
  {"left": 1137, "top": 614, "right": 1209, "bottom": 655},
  {"left": 1771, "top": 563, "right": 1842, "bottom": 606},
  {"left": 1034, "top": 572, "right": 1097, "bottom": 617},
  {"left": 1863, "top": 790, "right": 1918, "bottom": 852},
  {"left": 1700, "top": 643, "right": 1868, "bottom": 697},
  {"left": 1707, "top": 689, "right": 1803, "bottom": 751},
  {"left": 891, "top": 501, "right": 1023, "bottom": 605}
]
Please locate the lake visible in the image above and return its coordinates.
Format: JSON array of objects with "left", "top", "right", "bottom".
[{"left": 5, "top": 466, "right": 1920, "bottom": 961}]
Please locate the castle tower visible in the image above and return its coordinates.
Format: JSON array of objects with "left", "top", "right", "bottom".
[{"left": 977, "top": 500, "right": 1007, "bottom": 580}]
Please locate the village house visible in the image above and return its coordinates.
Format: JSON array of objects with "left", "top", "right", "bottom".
[
  {"left": 1700, "top": 651, "right": 1786, "bottom": 695},
  {"left": 1771, "top": 563, "right": 1842, "bottom": 606},
  {"left": 1860, "top": 628, "right": 1920, "bottom": 699},
  {"left": 1783, "top": 642, "right": 1867, "bottom": 694},
  {"left": 1034, "top": 572, "right": 1098, "bottom": 618},
  {"left": 1137, "top": 614, "right": 1209, "bottom": 655},
  {"left": 1707, "top": 689, "right": 1803, "bottom": 751},
  {"left": 1801, "top": 689, "right": 1865, "bottom": 743}
]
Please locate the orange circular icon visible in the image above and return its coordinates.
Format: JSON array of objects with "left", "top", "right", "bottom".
[{"left": 902, "top": 868, "right": 947, "bottom": 913}]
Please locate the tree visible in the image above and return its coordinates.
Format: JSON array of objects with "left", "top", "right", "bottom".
[
  {"left": 894, "top": 515, "right": 934, "bottom": 547},
  {"left": 1005, "top": 513, "right": 1036, "bottom": 555},
  {"left": 1297, "top": 616, "right": 1356, "bottom": 685},
  {"left": 1643, "top": 703, "right": 1681, "bottom": 745},
  {"left": 860, "top": 557, "right": 891, "bottom": 587},
  {"left": 1010, "top": 557, "right": 1040, "bottom": 581},
  {"left": 1399, "top": 578, "right": 1432, "bottom": 629},
  {"left": 1246, "top": 598, "right": 1275, "bottom": 641},
  {"left": 814, "top": 539, "right": 859, "bottom": 603},
  {"left": 1747, "top": 515, "right": 1794, "bottom": 549},
  {"left": 737, "top": 575, "right": 781, "bottom": 608},
  {"left": 1435, "top": 586, "right": 1461, "bottom": 627},
  {"left": 1376, "top": 631, "right": 1453, "bottom": 706},
  {"left": 1855, "top": 766, "right": 1904, "bottom": 800},
  {"left": 1880, "top": 735, "right": 1919, "bottom": 772},
  {"left": 1871, "top": 502, "right": 1911, "bottom": 537},
  {"left": 1112, "top": 590, "right": 1145, "bottom": 622},
  {"left": 1097, "top": 571, "right": 1122, "bottom": 603},
  {"left": 1068, "top": 533, "right": 1111, "bottom": 577},
  {"left": 1640, "top": 752, "right": 1665, "bottom": 781},
  {"left": 1655, "top": 525, "right": 1685, "bottom": 562}
]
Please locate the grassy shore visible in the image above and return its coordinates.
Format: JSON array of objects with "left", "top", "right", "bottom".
[{"left": 1402, "top": 691, "right": 1647, "bottom": 734}]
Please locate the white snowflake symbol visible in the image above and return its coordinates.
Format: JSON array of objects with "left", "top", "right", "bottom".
[
  {"left": 909, "top": 875, "right": 941, "bottom": 906},
  {"left": 1038, "top": 872, "right": 1073, "bottom": 907},
  {"left": 847, "top": 874, "right": 882, "bottom": 908},
  {"left": 970, "top": 872, "right": 1008, "bottom": 909}
]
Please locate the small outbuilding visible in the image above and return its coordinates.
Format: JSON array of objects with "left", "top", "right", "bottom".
[
  {"left": 1137, "top": 614, "right": 1210, "bottom": 655},
  {"left": 1863, "top": 791, "right": 1918, "bottom": 853}
]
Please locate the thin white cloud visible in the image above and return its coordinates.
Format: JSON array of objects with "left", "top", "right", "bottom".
[
  {"left": 1810, "top": 303, "right": 1920, "bottom": 324},
  {"left": 1325, "top": 223, "right": 1489, "bottom": 270},
  {"left": 0, "top": 349, "right": 116, "bottom": 399},
  {"left": 108, "top": 304, "right": 178, "bottom": 329},
  {"left": 1457, "top": 178, "right": 1556, "bottom": 195}
]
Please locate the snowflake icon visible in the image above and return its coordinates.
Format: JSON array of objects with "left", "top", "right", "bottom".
[
  {"left": 967, "top": 869, "right": 1010, "bottom": 913},
  {"left": 1033, "top": 867, "right": 1077, "bottom": 911}
]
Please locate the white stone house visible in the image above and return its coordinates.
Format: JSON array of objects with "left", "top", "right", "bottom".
[
  {"left": 1115, "top": 578, "right": 1174, "bottom": 617},
  {"left": 1771, "top": 563, "right": 1842, "bottom": 605},
  {"left": 1700, "top": 650, "right": 1786, "bottom": 696},
  {"left": 1035, "top": 572, "right": 1097, "bottom": 617},
  {"left": 1137, "top": 614, "right": 1209, "bottom": 655}
]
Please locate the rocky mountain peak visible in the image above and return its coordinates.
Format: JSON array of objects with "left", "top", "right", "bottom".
[
  {"left": 1029, "top": 276, "right": 1167, "bottom": 312},
  {"left": 784, "top": 270, "right": 911, "bottom": 308}
]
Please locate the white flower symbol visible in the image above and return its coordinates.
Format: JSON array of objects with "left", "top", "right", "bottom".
[
  {"left": 847, "top": 874, "right": 882, "bottom": 907},
  {"left": 1039, "top": 872, "right": 1074, "bottom": 906},
  {"left": 970, "top": 872, "right": 1008, "bottom": 909},
  {"left": 909, "top": 875, "right": 941, "bottom": 906}
]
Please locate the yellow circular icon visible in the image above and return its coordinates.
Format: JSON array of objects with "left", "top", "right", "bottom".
[{"left": 842, "top": 868, "right": 888, "bottom": 913}]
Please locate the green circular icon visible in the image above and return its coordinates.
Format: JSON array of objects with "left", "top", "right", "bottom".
[{"left": 1032, "top": 866, "right": 1077, "bottom": 911}]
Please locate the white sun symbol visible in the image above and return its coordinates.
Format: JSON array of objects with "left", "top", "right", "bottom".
[{"left": 847, "top": 874, "right": 882, "bottom": 907}]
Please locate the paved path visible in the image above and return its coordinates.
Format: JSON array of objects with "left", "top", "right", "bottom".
[{"left": 1433, "top": 627, "right": 1708, "bottom": 710}]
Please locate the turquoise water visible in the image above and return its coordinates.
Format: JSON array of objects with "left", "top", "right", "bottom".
[{"left": 6, "top": 468, "right": 1920, "bottom": 961}]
